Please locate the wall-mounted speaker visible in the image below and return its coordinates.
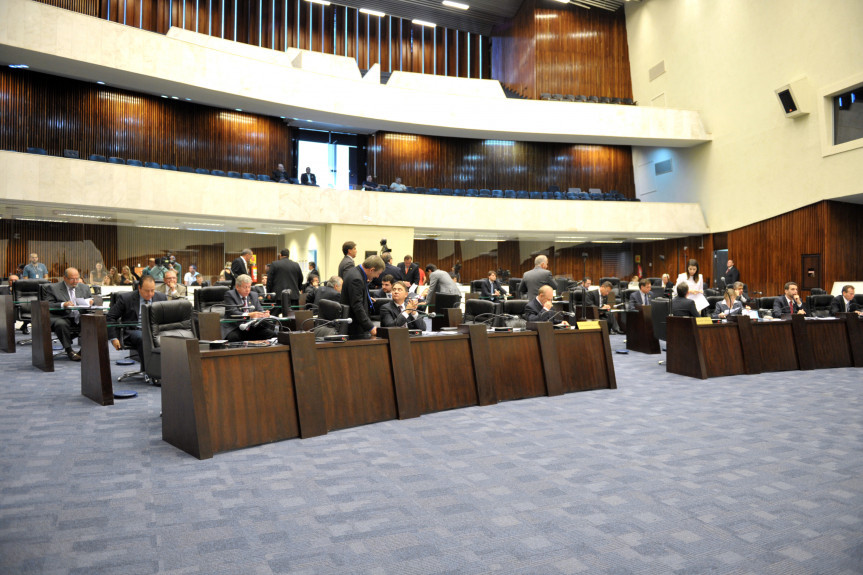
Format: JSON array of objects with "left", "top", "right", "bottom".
[{"left": 775, "top": 77, "right": 811, "bottom": 119}]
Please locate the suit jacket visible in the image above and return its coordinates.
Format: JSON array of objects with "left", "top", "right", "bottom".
[
  {"left": 369, "top": 263, "right": 403, "bottom": 290},
  {"left": 268, "top": 257, "right": 303, "bottom": 302},
  {"left": 723, "top": 266, "right": 740, "bottom": 287},
  {"left": 230, "top": 256, "right": 250, "bottom": 287},
  {"left": 337, "top": 255, "right": 355, "bottom": 279},
  {"left": 523, "top": 297, "right": 562, "bottom": 324},
  {"left": 156, "top": 283, "right": 187, "bottom": 300},
  {"left": 628, "top": 290, "right": 652, "bottom": 311},
  {"left": 671, "top": 297, "right": 700, "bottom": 317},
  {"left": 106, "top": 290, "right": 167, "bottom": 340},
  {"left": 379, "top": 301, "right": 424, "bottom": 329},
  {"left": 480, "top": 279, "right": 503, "bottom": 302},
  {"left": 304, "top": 268, "right": 320, "bottom": 288},
  {"left": 341, "top": 266, "right": 374, "bottom": 337},
  {"left": 519, "top": 267, "right": 555, "bottom": 300},
  {"left": 773, "top": 296, "right": 804, "bottom": 316},
  {"left": 272, "top": 169, "right": 290, "bottom": 182},
  {"left": 45, "top": 282, "right": 93, "bottom": 318},
  {"left": 425, "top": 270, "right": 461, "bottom": 306},
  {"left": 712, "top": 300, "right": 743, "bottom": 319},
  {"left": 830, "top": 294, "right": 859, "bottom": 316},
  {"left": 300, "top": 172, "right": 317, "bottom": 185},
  {"left": 585, "top": 289, "right": 610, "bottom": 309},
  {"left": 397, "top": 262, "right": 420, "bottom": 285},
  {"left": 310, "top": 285, "right": 341, "bottom": 306},
  {"left": 221, "top": 289, "right": 265, "bottom": 339}
]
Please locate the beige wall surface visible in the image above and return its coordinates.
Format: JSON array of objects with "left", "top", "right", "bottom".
[{"left": 626, "top": 0, "right": 863, "bottom": 232}]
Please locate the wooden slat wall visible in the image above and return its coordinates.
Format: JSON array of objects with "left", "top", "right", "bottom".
[
  {"left": 0, "top": 68, "right": 292, "bottom": 175},
  {"left": 825, "top": 201, "right": 863, "bottom": 288},
  {"left": 370, "top": 132, "right": 635, "bottom": 197},
  {"left": 492, "top": 0, "right": 633, "bottom": 101},
  {"left": 34, "top": 0, "right": 490, "bottom": 79}
]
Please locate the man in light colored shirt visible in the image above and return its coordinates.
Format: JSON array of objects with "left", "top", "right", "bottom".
[
  {"left": 22, "top": 253, "right": 49, "bottom": 279},
  {"left": 142, "top": 258, "right": 166, "bottom": 282},
  {"left": 183, "top": 265, "right": 201, "bottom": 286},
  {"left": 389, "top": 177, "right": 406, "bottom": 192}
]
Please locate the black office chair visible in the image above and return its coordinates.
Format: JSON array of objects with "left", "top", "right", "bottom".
[
  {"left": 315, "top": 299, "right": 349, "bottom": 336},
  {"left": 464, "top": 299, "right": 496, "bottom": 323},
  {"left": 369, "top": 298, "right": 388, "bottom": 322},
  {"left": 12, "top": 279, "right": 49, "bottom": 345},
  {"left": 508, "top": 278, "right": 522, "bottom": 299},
  {"left": 650, "top": 298, "right": 670, "bottom": 362},
  {"left": 502, "top": 299, "right": 528, "bottom": 329},
  {"left": 193, "top": 286, "right": 230, "bottom": 313},
  {"left": 809, "top": 288, "right": 826, "bottom": 295},
  {"left": 706, "top": 296, "right": 724, "bottom": 317},
  {"left": 599, "top": 277, "right": 621, "bottom": 290},
  {"left": 214, "top": 281, "right": 233, "bottom": 287},
  {"left": 703, "top": 288, "right": 720, "bottom": 297},
  {"left": 758, "top": 296, "right": 777, "bottom": 318},
  {"left": 431, "top": 293, "right": 461, "bottom": 315},
  {"left": 142, "top": 300, "right": 195, "bottom": 384},
  {"left": 470, "top": 280, "right": 485, "bottom": 294},
  {"left": 621, "top": 288, "right": 638, "bottom": 308},
  {"left": 807, "top": 294, "right": 834, "bottom": 317}
]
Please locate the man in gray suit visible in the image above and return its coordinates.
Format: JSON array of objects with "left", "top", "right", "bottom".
[
  {"left": 422, "top": 264, "right": 461, "bottom": 306},
  {"left": 519, "top": 255, "right": 556, "bottom": 301},
  {"left": 45, "top": 267, "right": 93, "bottom": 361}
]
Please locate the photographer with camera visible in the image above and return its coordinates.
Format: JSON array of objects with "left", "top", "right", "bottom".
[{"left": 141, "top": 257, "right": 167, "bottom": 282}]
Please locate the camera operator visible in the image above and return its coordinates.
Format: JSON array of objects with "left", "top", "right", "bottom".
[{"left": 141, "top": 257, "right": 167, "bottom": 282}]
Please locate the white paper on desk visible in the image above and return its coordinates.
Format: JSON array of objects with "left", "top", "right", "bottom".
[{"left": 74, "top": 298, "right": 92, "bottom": 307}]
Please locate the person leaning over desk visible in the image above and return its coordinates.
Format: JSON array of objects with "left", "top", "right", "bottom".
[
  {"left": 222, "top": 274, "right": 275, "bottom": 342},
  {"left": 342, "top": 255, "right": 384, "bottom": 340}
]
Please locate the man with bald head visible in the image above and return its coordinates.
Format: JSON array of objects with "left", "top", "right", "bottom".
[
  {"left": 107, "top": 275, "right": 167, "bottom": 362},
  {"left": 519, "top": 254, "right": 556, "bottom": 301},
  {"left": 45, "top": 267, "right": 93, "bottom": 361},
  {"left": 523, "top": 284, "right": 569, "bottom": 326}
]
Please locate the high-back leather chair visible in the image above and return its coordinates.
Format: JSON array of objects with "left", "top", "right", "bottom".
[
  {"left": 758, "top": 296, "right": 776, "bottom": 318},
  {"left": 193, "top": 285, "right": 229, "bottom": 313},
  {"left": 12, "top": 279, "right": 49, "bottom": 333},
  {"left": 508, "top": 278, "right": 522, "bottom": 299},
  {"left": 470, "top": 280, "right": 485, "bottom": 294},
  {"left": 599, "top": 277, "right": 620, "bottom": 290},
  {"left": 650, "top": 298, "right": 670, "bottom": 342},
  {"left": 432, "top": 293, "right": 461, "bottom": 313},
  {"left": 502, "top": 299, "right": 528, "bottom": 329},
  {"left": 807, "top": 294, "right": 834, "bottom": 317},
  {"left": 706, "top": 296, "right": 724, "bottom": 316},
  {"left": 315, "top": 298, "right": 349, "bottom": 336},
  {"left": 142, "top": 300, "right": 195, "bottom": 383},
  {"left": 464, "top": 299, "right": 496, "bottom": 323}
]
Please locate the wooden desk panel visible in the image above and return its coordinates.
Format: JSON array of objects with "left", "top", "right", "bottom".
[
  {"left": 80, "top": 313, "right": 113, "bottom": 406},
  {"left": 751, "top": 322, "right": 798, "bottom": 372},
  {"left": 488, "top": 332, "right": 546, "bottom": 401},
  {"left": 555, "top": 328, "right": 616, "bottom": 392},
  {"left": 199, "top": 347, "right": 300, "bottom": 453},
  {"left": 625, "top": 306, "right": 661, "bottom": 355},
  {"left": 410, "top": 335, "right": 479, "bottom": 413},
  {"left": 31, "top": 301, "right": 54, "bottom": 372},
  {"left": 317, "top": 340, "right": 398, "bottom": 431},
  {"left": 804, "top": 320, "right": 853, "bottom": 369},
  {"left": 0, "top": 294, "right": 15, "bottom": 353},
  {"left": 699, "top": 324, "right": 747, "bottom": 378}
]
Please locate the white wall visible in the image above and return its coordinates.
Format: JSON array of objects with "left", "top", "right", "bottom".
[{"left": 626, "top": 0, "right": 863, "bottom": 232}]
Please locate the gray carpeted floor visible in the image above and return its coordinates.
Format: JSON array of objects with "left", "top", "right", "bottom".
[{"left": 1, "top": 331, "right": 861, "bottom": 574}]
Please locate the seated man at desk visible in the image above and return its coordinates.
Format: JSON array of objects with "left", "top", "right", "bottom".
[
  {"left": 524, "top": 285, "right": 568, "bottom": 326},
  {"left": 380, "top": 281, "right": 424, "bottom": 329},
  {"left": 773, "top": 281, "right": 807, "bottom": 316},
  {"left": 371, "top": 275, "right": 395, "bottom": 300},
  {"left": 830, "top": 285, "right": 862, "bottom": 316},
  {"left": 586, "top": 281, "right": 622, "bottom": 334},
  {"left": 45, "top": 267, "right": 94, "bottom": 362},
  {"left": 671, "top": 283, "right": 700, "bottom": 317},
  {"left": 733, "top": 281, "right": 752, "bottom": 309},
  {"left": 628, "top": 278, "right": 653, "bottom": 310},
  {"left": 310, "top": 276, "right": 342, "bottom": 306},
  {"left": 107, "top": 275, "right": 167, "bottom": 360},
  {"left": 222, "top": 274, "right": 276, "bottom": 342},
  {"left": 481, "top": 270, "right": 504, "bottom": 303},
  {"left": 157, "top": 270, "right": 188, "bottom": 300}
]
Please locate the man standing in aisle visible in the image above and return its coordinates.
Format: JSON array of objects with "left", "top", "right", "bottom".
[
  {"left": 268, "top": 249, "right": 304, "bottom": 310},
  {"left": 231, "top": 249, "right": 254, "bottom": 288},
  {"left": 519, "top": 255, "right": 556, "bottom": 301},
  {"left": 341, "top": 255, "right": 384, "bottom": 339},
  {"left": 338, "top": 241, "right": 357, "bottom": 279},
  {"left": 22, "top": 253, "right": 49, "bottom": 279}
]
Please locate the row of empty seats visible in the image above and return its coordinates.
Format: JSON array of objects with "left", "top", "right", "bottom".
[
  {"left": 540, "top": 94, "right": 635, "bottom": 105},
  {"left": 375, "top": 186, "right": 636, "bottom": 201}
]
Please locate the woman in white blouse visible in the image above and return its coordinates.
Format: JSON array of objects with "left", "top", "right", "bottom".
[{"left": 675, "top": 259, "right": 709, "bottom": 314}]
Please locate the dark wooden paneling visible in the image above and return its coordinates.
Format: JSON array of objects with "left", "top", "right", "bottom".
[
  {"left": 372, "top": 132, "right": 635, "bottom": 198},
  {"left": 491, "top": 0, "right": 535, "bottom": 98},
  {"left": 410, "top": 336, "right": 478, "bottom": 413},
  {"left": 488, "top": 332, "right": 546, "bottom": 401},
  {"left": 555, "top": 330, "right": 612, "bottom": 391}
]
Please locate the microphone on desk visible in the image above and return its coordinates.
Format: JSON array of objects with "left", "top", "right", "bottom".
[
  {"left": 474, "top": 313, "right": 518, "bottom": 325},
  {"left": 300, "top": 316, "right": 352, "bottom": 331}
]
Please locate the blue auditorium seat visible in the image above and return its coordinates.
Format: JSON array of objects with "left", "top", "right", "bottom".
[
  {"left": 211, "top": 170, "right": 226, "bottom": 177},
  {"left": 554, "top": 192, "right": 564, "bottom": 200},
  {"left": 529, "top": 191, "right": 542, "bottom": 200},
  {"left": 63, "top": 149, "right": 79, "bottom": 158},
  {"left": 241, "top": 173, "right": 256, "bottom": 180},
  {"left": 108, "top": 157, "right": 125, "bottom": 165},
  {"left": 516, "top": 190, "right": 528, "bottom": 199},
  {"left": 90, "top": 154, "right": 107, "bottom": 162},
  {"left": 194, "top": 168, "right": 209, "bottom": 175},
  {"left": 162, "top": 163, "right": 178, "bottom": 170},
  {"left": 26, "top": 147, "right": 47, "bottom": 155},
  {"left": 491, "top": 189, "right": 503, "bottom": 198},
  {"left": 415, "top": 187, "right": 427, "bottom": 194},
  {"left": 588, "top": 96, "right": 600, "bottom": 103},
  {"left": 405, "top": 186, "right": 416, "bottom": 193},
  {"left": 441, "top": 188, "right": 453, "bottom": 196},
  {"left": 504, "top": 190, "right": 515, "bottom": 199},
  {"left": 577, "top": 191, "right": 590, "bottom": 200},
  {"left": 144, "top": 161, "right": 160, "bottom": 169},
  {"left": 378, "top": 184, "right": 388, "bottom": 191},
  {"left": 574, "top": 95, "right": 587, "bottom": 102},
  {"left": 258, "top": 174, "right": 271, "bottom": 181},
  {"left": 465, "top": 189, "right": 477, "bottom": 197},
  {"left": 126, "top": 159, "right": 143, "bottom": 167},
  {"left": 426, "top": 187, "right": 439, "bottom": 195},
  {"left": 178, "top": 166, "right": 195, "bottom": 173},
  {"left": 453, "top": 189, "right": 465, "bottom": 196},
  {"left": 288, "top": 177, "right": 300, "bottom": 185},
  {"left": 478, "top": 189, "right": 492, "bottom": 198},
  {"left": 566, "top": 191, "right": 578, "bottom": 200},
  {"left": 227, "top": 171, "right": 241, "bottom": 178},
  {"left": 542, "top": 191, "right": 553, "bottom": 200}
]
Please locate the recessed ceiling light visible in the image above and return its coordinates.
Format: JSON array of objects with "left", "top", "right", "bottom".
[
  {"left": 160, "top": 95, "right": 168, "bottom": 98},
  {"left": 235, "top": 108, "right": 243, "bottom": 112},
  {"left": 182, "top": 221, "right": 224, "bottom": 226},
  {"left": 413, "top": 19, "right": 436, "bottom": 27},
  {"left": 592, "top": 240, "right": 624, "bottom": 244},
  {"left": 139, "top": 225, "right": 181, "bottom": 230},
  {"left": 185, "top": 97, "right": 192, "bottom": 101},
  {"left": 171, "top": 96, "right": 179, "bottom": 100},
  {"left": 359, "top": 7, "right": 386, "bottom": 17},
  {"left": 17, "top": 217, "right": 67, "bottom": 223},
  {"left": 634, "top": 237, "right": 667, "bottom": 241},
  {"left": 305, "top": 0, "right": 330, "bottom": 4},
  {"left": 96, "top": 81, "right": 106, "bottom": 85},
  {"left": 442, "top": 0, "right": 469, "bottom": 9},
  {"left": 9, "top": 64, "right": 29, "bottom": 69}
]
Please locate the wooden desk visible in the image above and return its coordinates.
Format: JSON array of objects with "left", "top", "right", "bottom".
[
  {"left": 79, "top": 313, "right": 114, "bottom": 406},
  {"left": 625, "top": 306, "right": 661, "bottom": 355},
  {"left": 555, "top": 322, "right": 617, "bottom": 392},
  {"left": 30, "top": 301, "right": 54, "bottom": 372},
  {"left": 0, "top": 294, "right": 15, "bottom": 353}
]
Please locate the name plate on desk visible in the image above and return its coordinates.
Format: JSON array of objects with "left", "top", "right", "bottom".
[
  {"left": 696, "top": 317, "right": 713, "bottom": 325},
  {"left": 576, "top": 321, "right": 601, "bottom": 330}
]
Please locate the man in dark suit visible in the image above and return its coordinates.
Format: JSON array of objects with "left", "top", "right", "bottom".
[
  {"left": 304, "top": 261, "right": 320, "bottom": 289},
  {"left": 309, "top": 276, "right": 342, "bottom": 306},
  {"left": 397, "top": 255, "right": 420, "bottom": 286},
  {"left": 830, "top": 285, "right": 862, "bottom": 316},
  {"left": 722, "top": 259, "right": 740, "bottom": 288},
  {"left": 422, "top": 264, "right": 461, "bottom": 306},
  {"left": 671, "top": 283, "right": 700, "bottom": 317},
  {"left": 773, "top": 281, "right": 806, "bottom": 316},
  {"left": 370, "top": 252, "right": 403, "bottom": 289},
  {"left": 268, "top": 249, "right": 303, "bottom": 309},
  {"left": 480, "top": 270, "right": 504, "bottom": 303},
  {"left": 371, "top": 275, "right": 395, "bottom": 300},
  {"left": 519, "top": 255, "right": 555, "bottom": 300},
  {"left": 107, "top": 276, "right": 167, "bottom": 360},
  {"left": 628, "top": 278, "right": 653, "bottom": 311},
  {"left": 45, "top": 267, "right": 93, "bottom": 361},
  {"left": 230, "top": 248, "right": 253, "bottom": 288},
  {"left": 380, "top": 281, "right": 424, "bottom": 329},
  {"left": 300, "top": 167, "right": 316, "bottom": 185},
  {"left": 272, "top": 163, "right": 290, "bottom": 183},
  {"left": 586, "top": 281, "right": 623, "bottom": 333},
  {"left": 341, "top": 255, "right": 384, "bottom": 339},
  {"left": 338, "top": 241, "right": 357, "bottom": 279},
  {"left": 222, "top": 274, "right": 276, "bottom": 342},
  {"left": 523, "top": 285, "right": 568, "bottom": 325}
]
